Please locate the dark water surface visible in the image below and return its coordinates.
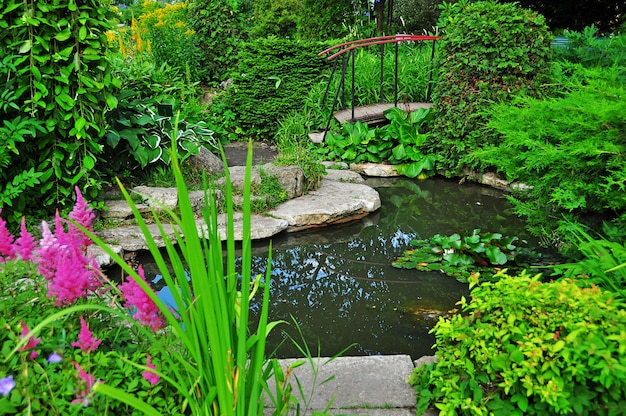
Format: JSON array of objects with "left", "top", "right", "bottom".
[{"left": 146, "top": 176, "right": 539, "bottom": 359}]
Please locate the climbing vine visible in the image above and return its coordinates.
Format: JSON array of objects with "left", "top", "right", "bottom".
[{"left": 0, "top": 0, "right": 116, "bottom": 225}]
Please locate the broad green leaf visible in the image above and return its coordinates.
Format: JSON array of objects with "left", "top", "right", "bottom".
[
  {"left": 486, "top": 245, "right": 508, "bottom": 265},
  {"left": 55, "top": 28, "right": 72, "bottom": 41},
  {"left": 83, "top": 154, "right": 95, "bottom": 170},
  {"left": 19, "top": 40, "right": 32, "bottom": 53}
]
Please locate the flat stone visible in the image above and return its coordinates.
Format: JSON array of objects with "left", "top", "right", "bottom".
[
  {"left": 201, "top": 213, "right": 288, "bottom": 241},
  {"left": 100, "top": 199, "right": 150, "bottom": 220},
  {"left": 324, "top": 168, "right": 365, "bottom": 183},
  {"left": 268, "top": 179, "right": 380, "bottom": 231},
  {"left": 132, "top": 186, "right": 178, "bottom": 210},
  {"left": 87, "top": 243, "right": 123, "bottom": 268},
  {"left": 97, "top": 223, "right": 180, "bottom": 252},
  {"left": 265, "top": 355, "right": 416, "bottom": 414},
  {"left": 351, "top": 163, "right": 401, "bottom": 177}
]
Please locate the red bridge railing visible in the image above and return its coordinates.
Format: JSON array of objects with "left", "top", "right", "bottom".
[{"left": 317, "top": 34, "right": 441, "bottom": 138}]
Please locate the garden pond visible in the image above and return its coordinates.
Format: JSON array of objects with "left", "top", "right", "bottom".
[{"left": 134, "top": 176, "right": 545, "bottom": 360}]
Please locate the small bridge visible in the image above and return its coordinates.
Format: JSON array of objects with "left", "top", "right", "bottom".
[{"left": 311, "top": 34, "right": 441, "bottom": 142}]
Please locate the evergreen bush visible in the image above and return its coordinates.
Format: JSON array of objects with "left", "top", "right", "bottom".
[
  {"left": 217, "top": 37, "right": 331, "bottom": 140},
  {"left": 473, "top": 65, "right": 626, "bottom": 237},
  {"left": 426, "top": 0, "right": 552, "bottom": 174}
]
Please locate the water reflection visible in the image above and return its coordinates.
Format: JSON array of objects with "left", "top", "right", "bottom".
[
  {"left": 231, "top": 177, "right": 537, "bottom": 359},
  {"left": 137, "top": 177, "right": 536, "bottom": 359}
]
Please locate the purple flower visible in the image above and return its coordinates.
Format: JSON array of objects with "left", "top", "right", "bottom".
[
  {"left": 142, "top": 354, "right": 160, "bottom": 385},
  {"left": 71, "top": 317, "right": 101, "bottom": 354},
  {"left": 14, "top": 217, "right": 36, "bottom": 261},
  {"left": 47, "top": 352, "right": 63, "bottom": 364},
  {"left": 120, "top": 265, "right": 165, "bottom": 331},
  {"left": 0, "top": 376, "right": 15, "bottom": 396}
]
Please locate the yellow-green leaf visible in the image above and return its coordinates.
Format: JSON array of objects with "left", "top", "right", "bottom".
[{"left": 19, "top": 40, "right": 32, "bottom": 53}]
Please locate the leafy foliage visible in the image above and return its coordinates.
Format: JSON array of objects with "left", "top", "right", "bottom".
[
  {"left": 426, "top": 0, "right": 552, "bottom": 174},
  {"left": 551, "top": 222, "right": 626, "bottom": 302},
  {"left": 188, "top": 0, "right": 248, "bottom": 83},
  {"left": 410, "top": 272, "right": 626, "bottom": 415},
  {"left": 0, "top": 0, "right": 117, "bottom": 225},
  {"left": 317, "top": 107, "right": 436, "bottom": 178},
  {"left": 392, "top": 229, "right": 535, "bottom": 281},
  {"left": 297, "top": 0, "right": 353, "bottom": 41}
]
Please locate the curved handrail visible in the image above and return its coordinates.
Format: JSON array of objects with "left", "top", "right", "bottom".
[{"left": 319, "top": 35, "right": 441, "bottom": 61}]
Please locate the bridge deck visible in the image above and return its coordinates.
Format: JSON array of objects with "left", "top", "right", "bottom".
[{"left": 334, "top": 102, "right": 432, "bottom": 124}]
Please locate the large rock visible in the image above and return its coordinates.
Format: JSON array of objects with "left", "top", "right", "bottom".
[
  {"left": 351, "top": 163, "right": 401, "bottom": 177},
  {"left": 186, "top": 146, "right": 224, "bottom": 176},
  {"left": 216, "top": 164, "right": 305, "bottom": 199},
  {"left": 268, "top": 179, "right": 380, "bottom": 231},
  {"left": 132, "top": 186, "right": 178, "bottom": 210}
]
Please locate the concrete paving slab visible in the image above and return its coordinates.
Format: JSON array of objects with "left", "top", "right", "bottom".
[{"left": 265, "top": 355, "right": 417, "bottom": 415}]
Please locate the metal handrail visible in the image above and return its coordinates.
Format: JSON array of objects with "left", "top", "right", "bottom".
[{"left": 318, "top": 35, "right": 441, "bottom": 141}]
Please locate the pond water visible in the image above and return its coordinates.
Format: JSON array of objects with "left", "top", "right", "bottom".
[
  {"left": 141, "top": 176, "right": 540, "bottom": 360},
  {"left": 233, "top": 178, "right": 536, "bottom": 358},
  {"left": 133, "top": 178, "right": 537, "bottom": 358}
]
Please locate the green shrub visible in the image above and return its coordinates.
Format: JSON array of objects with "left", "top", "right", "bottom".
[
  {"left": 188, "top": 0, "right": 248, "bottom": 83},
  {"left": 472, "top": 65, "right": 626, "bottom": 237},
  {"left": 411, "top": 272, "right": 626, "bottom": 415},
  {"left": 426, "top": 0, "right": 552, "bottom": 174},
  {"left": 552, "top": 223, "right": 626, "bottom": 302},
  {"left": 217, "top": 37, "right": 331, "bottom": 140},
  {"left": 553, "top": 26, "right": 626, "bottom": 68}
]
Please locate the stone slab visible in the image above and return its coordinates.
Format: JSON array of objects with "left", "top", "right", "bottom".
[
  {"left": 268, "top": 179, "right": 380, "bottom": 230},
  {"left": 265, "top": 355, "right": 417, "bottom": 415}
]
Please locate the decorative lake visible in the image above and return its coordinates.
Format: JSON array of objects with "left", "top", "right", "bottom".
[{"left": 145, "top": 176, "right": 540, "bottom": 360}]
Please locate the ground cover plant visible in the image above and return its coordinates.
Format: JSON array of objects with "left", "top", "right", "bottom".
[{"left": 316, "top": 107, "right": 436, "bottom": 178}]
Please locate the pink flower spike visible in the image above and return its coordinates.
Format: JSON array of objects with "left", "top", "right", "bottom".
[
  {"left": 72, "top": 362, "right": 96, "bottom": 407},
  {"left": 68, "top": 186, "right": 95, "bottom": 248},
  {"left": 142, "top": 354, "right": 160, "bottom": 385},
  {"left": 0, "top": 213, "right": 15, "bottom": 261},
  {"left": 120, "top": 265, "right": 165, "bottom": 331},
  {"left": 71, "top": 317, "right": 102, "bottom": 354},
  {"left": 19, "top": 322, "right": 41, "bottom": 359},
  {"left": 15, "top": 217, "right": 36, "bottom": 261}
]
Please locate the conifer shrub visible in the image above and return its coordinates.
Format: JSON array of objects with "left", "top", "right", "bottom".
[
  {"left": 411, "top": 271, "right": 626, "bottom": 415},
  {"left": 426, "top": 0, "right": 552, "bottom": 174},
  {"left": 473, "top": 65, "right": 626, "bottom": 237},
  {"left": 216, "top": 37, "right": 332, "bottom": 141}
]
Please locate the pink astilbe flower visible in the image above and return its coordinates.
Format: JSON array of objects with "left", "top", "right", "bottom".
[
  {"left": 47, "top": 249, "right": 101, "bottom": 306},
  {"left": 36, "top": 220, "right": 60, "bottom": 281},
  {"left": 14, "top": 217, "right": 36, "bottom": 261},
  {"left": 68, "top": 186, "right": 96, "bottom": 248},
  {"left": 19, "top": 322, "right": 41, "bottom": 360},
  {"left": 142, "top": 354, "right": 160, "bottom": 385},
  {"left": 71, "top": 317, "right": 102, "bottom": 354},
  {"left": 72, "top": 362, "right": 96, "bottom": 407},
  {"left": 35, "top": 211, "right": 103, "bottom": 305},
  {"left": 120, "top": 265, "right": 165, "bottom": 331},
  {"left": 0, "top": 212, "right": 15, "bottom": 261}
]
